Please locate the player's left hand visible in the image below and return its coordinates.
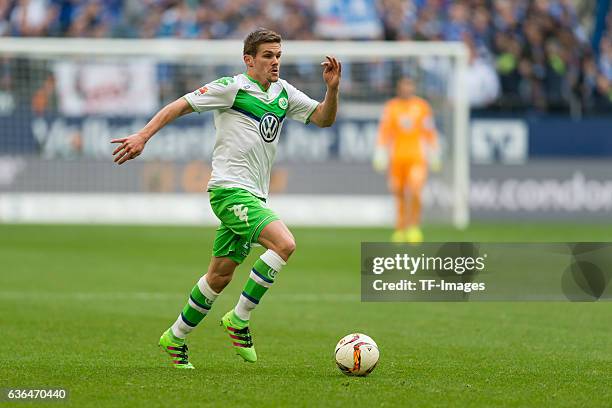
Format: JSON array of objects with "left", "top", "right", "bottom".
[{"left": 321, "top": 56, "right": 341, "bottom": 90}]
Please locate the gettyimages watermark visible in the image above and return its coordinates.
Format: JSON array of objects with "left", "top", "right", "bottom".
[{"left": 361, "top": 243, "right": 612, "bottom": 301}]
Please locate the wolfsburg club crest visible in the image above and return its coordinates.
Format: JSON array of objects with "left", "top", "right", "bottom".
[
  {"left": 259, "top": 112, "right": 280, "bottom": 143},
  {"left": 278, "top": 97, "right": 288, "bottom": 110}
]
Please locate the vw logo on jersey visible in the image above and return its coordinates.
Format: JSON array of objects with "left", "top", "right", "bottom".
[{"left": 259, "top": 112, "right": 280, "bottom": 143}]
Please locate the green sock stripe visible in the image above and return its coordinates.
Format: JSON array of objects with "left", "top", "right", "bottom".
[
  {"left": 182, "top": 304, "right": 206, "bottom": 325},
  {"left": 190, "top": 285, "right": 213, "bottom": 310},
  {"left": 243, "top": 278, "right": 269, "bottom": 302},
  {"left": 253, "top": 258, "right": 277, "bottom": 282}
]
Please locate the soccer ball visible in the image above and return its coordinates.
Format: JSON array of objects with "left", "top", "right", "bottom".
[{"left": 334, "top": 333, "right": 379, "bottom": 376}]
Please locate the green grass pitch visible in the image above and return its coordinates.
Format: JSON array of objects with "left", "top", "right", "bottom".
[{"left": 1, "top": 223, "right": 611, "bottom": 407}]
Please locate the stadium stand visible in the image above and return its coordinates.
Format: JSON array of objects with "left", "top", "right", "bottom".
[{"left": 0, "top": 0, "right": 610, "bottom": 114}]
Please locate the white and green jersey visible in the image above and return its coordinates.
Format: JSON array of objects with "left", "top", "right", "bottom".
[{"left": 183, "top": 73, "right": 319, "bottom": 199}]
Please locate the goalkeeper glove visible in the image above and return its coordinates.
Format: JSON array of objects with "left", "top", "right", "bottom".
[
  {"left": 372, "top": 146, "right": 389, "bottom": 173},
  {"left": 427, "top": 147, "right": 442, "bottom": 173}
]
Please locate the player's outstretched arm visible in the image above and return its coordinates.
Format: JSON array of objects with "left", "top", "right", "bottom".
[
  {"left": 111, "top": 97, "right": 194, "bottom": 165},
  {"left": 309, "top": 56, "right": 341, "bottom": 128}
]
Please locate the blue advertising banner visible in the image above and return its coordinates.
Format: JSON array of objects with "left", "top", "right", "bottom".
[{"left": 2, "top": 111, "right": 612, "bottom": 160}]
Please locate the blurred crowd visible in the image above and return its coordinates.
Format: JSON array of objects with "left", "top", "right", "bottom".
[
  {"left": 0, "top": 0, "right": 317, "bottom": 39},
  {"left": 378, "top": 0, "right": 611, "bottom": 113},
  {"left": 0, "top": 0, "right": 611, "bottom": 114}
]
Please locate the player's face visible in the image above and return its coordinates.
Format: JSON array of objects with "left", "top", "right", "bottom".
[
  {"left": 397, "top": 79, "right": 415, "bottom": 99},
  {"left": 252, "top": 42, "right": 282, "bottom": 84}
]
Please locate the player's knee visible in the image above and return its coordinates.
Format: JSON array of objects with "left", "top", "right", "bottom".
[
  {"left": 275, "top": 237, "right": 296, "bottom": 261},
  {"left": 285, "top": 238, "right": 296, "bottom": 257}
]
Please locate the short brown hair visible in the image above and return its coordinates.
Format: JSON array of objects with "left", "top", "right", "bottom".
[{"left": 243, "top": 28, "right": 282, "bottom": 57}]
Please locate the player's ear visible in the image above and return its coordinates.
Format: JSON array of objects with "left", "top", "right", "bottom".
[{"left": 244, "top": 54, "right": 254, "bottom": 68}]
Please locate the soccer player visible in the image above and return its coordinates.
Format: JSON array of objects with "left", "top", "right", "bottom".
[
  {"left": 373, "top": 77, "right": 439, "bottom": 243},
  {"left": 111, "top": 28, "right": 341, "bottom": 369}
]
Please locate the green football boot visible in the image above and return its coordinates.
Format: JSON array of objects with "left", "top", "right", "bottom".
[
  {"left": 391, "top": 229, "right": 404, "bottom": 243},
  {"left": 221, "top": 310, "right": 257, "bottom": 363},
  {"left": 405, "top": 226, "right": 423, "bottom": 244},
  {"left": 158, "top": 329, "right": 195, "bottom": 369}
]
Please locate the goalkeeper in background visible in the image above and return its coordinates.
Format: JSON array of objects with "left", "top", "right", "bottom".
[{"left": 373, "top": 77, "right": 439, "bottom": 243}]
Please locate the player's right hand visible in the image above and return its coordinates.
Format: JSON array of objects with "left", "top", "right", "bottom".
[
  {"left": 372, "top": 146, "right": 389, "bottom": 173},
  {"left": 111, "top": 133, "right": 147, "bottom": 165}
]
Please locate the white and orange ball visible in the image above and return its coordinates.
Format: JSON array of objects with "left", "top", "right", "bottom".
[{"left": 334, "top": 333, "right": 379, "bottom": 376}]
